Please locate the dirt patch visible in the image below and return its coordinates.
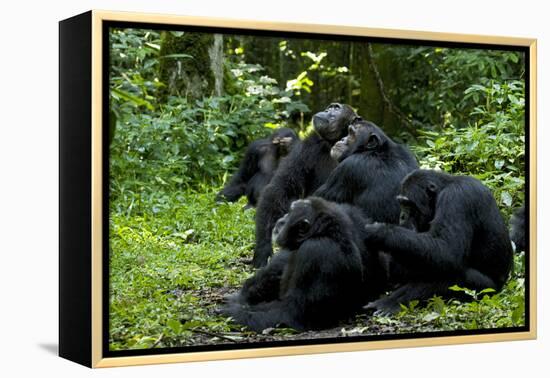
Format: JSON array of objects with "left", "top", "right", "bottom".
[{"left": 181, "top": 286, "right": 403, "bottom": 346}]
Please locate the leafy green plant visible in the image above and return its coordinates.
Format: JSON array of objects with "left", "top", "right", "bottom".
[
  {"left": 109, "top": 29, "right": 163, "bottom": 123},
  {"left": 411, "top": 79, "right": 525, "bottom": 216},
  {"left": 382, "top": 46, "right": 524, "bottom": 129},
  {"left": 109, "top": 29, "right": 310, "bottom": 214},
  {"left": 109, "top": 190, "right": 255, "bottom": 350}
]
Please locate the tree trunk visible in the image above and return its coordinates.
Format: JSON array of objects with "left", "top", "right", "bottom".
[
  {"left": 209, "top": 34, "right": 224, "bottom": 97},
  {"left": 158, "top": 31, "right": 218, "bottom": 100},
  {"left": 357, "top": 43, "right": 401, "bottom": 136}
]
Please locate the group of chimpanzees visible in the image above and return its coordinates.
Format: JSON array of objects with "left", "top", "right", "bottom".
[{"left": 216, "top": 103, "right": 525, "bottom": 332}]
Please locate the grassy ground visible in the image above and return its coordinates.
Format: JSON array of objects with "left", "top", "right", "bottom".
[{"left": 108, "top": 189, "right": 525, "bottom": 351}]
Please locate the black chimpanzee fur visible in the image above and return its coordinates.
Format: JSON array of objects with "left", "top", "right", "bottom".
[
  {"left": 219, "top": 197, "right": 382, "bottom": 331},
  {"left": 363, "top": 169, "right": 514, "bottom": 315},
  {"left": 252, "top": 103, "right": 357, "bottom": 267},
  {"left": 216, "top": 128, "right": 299, "bottom": 208},
  {"left": 315, "top": 118, "right": 418, "bottom": 224},
  {"left": 510, "top": 206, "right": 526, "bottom": 252}
]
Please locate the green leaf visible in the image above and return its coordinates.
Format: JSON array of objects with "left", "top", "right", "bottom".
[
  {"left": 181, "top": 320, "right": 203, "bottom": 330},
  {"left": 512, "top": 303, "right": 524, "bottom": 324},
  {"left": 430, "top": 296, "right": 445, "bottom": 314},
  {"left": 422, "top": 312, "right": 440, "bottom": 322},
  {"left": 173, "top": 229, "right": 194, "bottom": 241},
  {"left": 135, "top": 336, "right": 158, "bottom": 348},
  {"left": 144, "top": 42, "right": 161, "bottom": 50},
  {"left": 501, "top": 191, "right": 513, "bottom": 207},
  {"left": 449, "top": 285, "right": 467, "bottom": 292},
  {"left": 111, "top": 88, "right": 154, "bottom": 111},
  {"left": 222, "top": 155, "right": 234, "bottom": 165},
  {"left": 167, "top": 319, "right": 182, "bottom": 334},
  {"left": 159, "top": 53, "right": 194, "bottom": 60}
]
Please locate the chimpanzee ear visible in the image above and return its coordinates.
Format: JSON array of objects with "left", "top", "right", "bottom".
[
  {"left": 426, "top": 182, "right": 438, "bottom": 195},
  {"left": 351, "top": 115, "right": 363, "bottom": 124},
  {"left": 366, "top": 134, "right": 381, "bottom": 150},
  {"left": 396, "top": 195, "right": 414, "bottom": 208}
]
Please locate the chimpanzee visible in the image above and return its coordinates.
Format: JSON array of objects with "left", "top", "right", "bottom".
[
  {"left": 229, "top": 199, "right": 387, "bottom": 309},
  {"left": 216, "top": 128, "right": 299, "bottom": 208},
  {"left": 219, "top": 197, "right": 381, "bottom": 331},
  {"left": 252, "top": 103, "right": 357, "bottom": 267},
  {"left": 510, "top": 206, "right": 526, "bottom": 252},
  {"left": 363, "top": 169, "right": 514, "bottom": 315},
  {"left": 315, "top": 118, "right": 419, "bottom": 224}
]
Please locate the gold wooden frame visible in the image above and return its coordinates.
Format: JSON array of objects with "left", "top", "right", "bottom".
[{"left": 88, "top": 10, "right": 537, "bottom": 368}]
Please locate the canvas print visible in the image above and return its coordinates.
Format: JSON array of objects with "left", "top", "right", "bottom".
[{"left": 107, "top": 25, "right": 527, "bottom": 354}]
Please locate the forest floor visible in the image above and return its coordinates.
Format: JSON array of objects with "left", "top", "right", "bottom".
[{"left": 108, "top": 189, "right": 526, "bottom": 351}]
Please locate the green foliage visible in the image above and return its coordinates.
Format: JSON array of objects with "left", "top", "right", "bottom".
[
  {"left": 411, "top": 79, "right": 525, "bottom": 216},
  {"left": 227, "top": 61, "right": 310, "bottom": 122},
  {"left": 109, "top": 29, "right": 309, "bottom": 211},
  {"left": 109, "top": 191, "right": 255, "bottom": 350},
  {"left": 383, "top": 46, "right": 524, "bottom": 129},
  {"left": 110, "top": 29, "right": 162, "bottom": 118}
]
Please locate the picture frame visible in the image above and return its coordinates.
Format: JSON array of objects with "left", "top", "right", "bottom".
[{"left": 59, "top": 10, "right": 537, "bottom": 368}]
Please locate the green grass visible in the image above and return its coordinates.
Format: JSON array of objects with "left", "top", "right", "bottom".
[
  {"left": 109, "top": 190, "right": 254, "bottom": 350},
  {"left": 108, "top": 189, "right": 526, "bottom": 351}
]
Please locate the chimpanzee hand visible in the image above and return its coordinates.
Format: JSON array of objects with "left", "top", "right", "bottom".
[{"left": 364, "top": 222, "right": 390, "bottom": 248}]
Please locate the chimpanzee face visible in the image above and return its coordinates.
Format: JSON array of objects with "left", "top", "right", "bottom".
[
  {"left": 271, "top": 213, "right": 289, "bottom": 243},
  {"left": 271, "top": 128, "right": 298, "bottom": 156},
  {"left": 330, "top": 117, "right": 384, "bottom": 161},
  {"left": 271, "top": 127, "right": 297, "bottom": 141},
  {"left": 397, "top": 195, "right": 434, "bottom": 232},
  {"left": 273, "top": 199, "right": 316, "bottom": 250},
  {"left": 397, "top": 174, "right": 438, "bottom": 232},
  {"left": 330, "top": 136, "right": 350, "bottom": 161},
  {"left": 312, "top": 103, "right": 357, "bottom": 143}
]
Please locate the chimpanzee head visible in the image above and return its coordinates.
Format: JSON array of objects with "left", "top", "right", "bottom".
[
  {"left": 273, "top": 199, "right": 315, "bottom": 250},
  {"left": 397, "top": 170, "right": 443, "bottom": 232},
  {"left": 330, "top": 136, "right": 350, "bottom": 161},
  {"left": 330, "top": 116, "right": 362, "bottom": 161},
  {"left": 331, "top": 118, "right": 390, "bottom": 161},
  {"left": 271, "top": 128, "right": 299, "bottom": 157},
  {"left": 347, "top": 119, "right": 391, "bottom": 154},
  {"left": 271, "top": 213, "right": 289, "bottom": 243},
  {"left": 273, "top": 197, "right": 347, "bottom": 250},
  {"left": 312, "top": 103, "right": 357, "bottom": 143}
]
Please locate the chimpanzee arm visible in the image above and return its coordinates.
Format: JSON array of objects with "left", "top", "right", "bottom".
[
  {"left": 365, "top": 189, "right": 473, "bottom": 275},
  {"left": 365, "top": 281, "right": 457, "bottom": 315},
  {"left": 314, "top": 156, "right": 370, "bottom": 203},
  {"left": 217, "top": 141, "right": 263, "bottom": 202},
  {"left": 464, "top": 268, "right": 497, "bottom": 290},
  {"left": 237, "top": 250, "right": 291, "bottom": 304},
  {"left": 253, "top": 145, "right": 312, "bottom": 267},
  {"left": 510, "top": 206, "right": 526, "bottom": 252}
]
